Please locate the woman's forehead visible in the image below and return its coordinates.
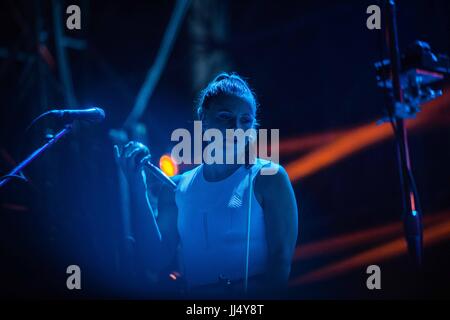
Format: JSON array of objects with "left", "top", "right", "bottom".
[{"left": 208, "top": 95, "right": 255, "bottom": 114}]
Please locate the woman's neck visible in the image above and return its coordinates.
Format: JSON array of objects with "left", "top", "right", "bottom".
[{"left": 202, "top": 162, "right": 243, "bottom": 182}]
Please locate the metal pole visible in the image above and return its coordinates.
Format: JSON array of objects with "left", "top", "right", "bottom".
[
  {"left": 385, "top": 0, "right": 423, "bottom": 266},
  {"left": 0, "top": 125, "right": 73, "bottom": 188}
]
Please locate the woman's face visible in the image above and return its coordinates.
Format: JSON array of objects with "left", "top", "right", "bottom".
[
  {"left": 201, "top": 94, "right": 256, "bottom": 162},
  {"left": 202, "top": 94, "right": 256, "bottom": 133}
]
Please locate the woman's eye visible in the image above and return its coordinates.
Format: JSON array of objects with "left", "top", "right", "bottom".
[
  {"left": 217, "top": 113, "right": 233, "bottom": 121},
  {"left": 241, "top": 117, "right": 254, "bottom": 124}
]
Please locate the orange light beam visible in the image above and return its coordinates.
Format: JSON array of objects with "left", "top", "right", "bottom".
[
  {"left": 295, "top": 211, "right": 450, "bottom": 261},
  {"left": 279, "top": 129, "right": 344, "bottom": 154},
  {"left": 289, "top": 212, "right": 450, "bottom": 287},
  {"left": 284, "top": 88, "right": 450, "bottom": 182},
  {"left": 285, "top": 122, "right": 393, "bottom": 182},
  {"left": 279, "top": 108, "right": 450, "bottom": 157},
  {"left": 1, "top": 203, "right": 29, "bottom": 212},
  {"left": 294, "top": 210, "right": 450, "bottom": 261}
]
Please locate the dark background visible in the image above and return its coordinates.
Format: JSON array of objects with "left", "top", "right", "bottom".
[{"left": 0, "top": 0, "right": 449, "bottom": 299}]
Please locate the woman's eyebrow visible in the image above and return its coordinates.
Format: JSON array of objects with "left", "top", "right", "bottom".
[
  {"left": 216, "top": 109, "right": 254, "bottom": 117},
  {"left": 240, "top": 112, "right": 256, "bottom": 118}
]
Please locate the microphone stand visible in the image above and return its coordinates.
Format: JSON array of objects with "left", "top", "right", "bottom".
[
  {"left": 0, "top": 124, "right": 73, "bottom": 188},
  {"left": 384, "top": 0, "right": 423, "bottom": 266}
]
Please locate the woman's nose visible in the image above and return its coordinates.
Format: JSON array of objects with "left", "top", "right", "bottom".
[
  {"left": 234, "top": 118, "right": 245, "bottom": 130},
  {"left": 225, "top": 118, "right": 239, "bottom": 130}
]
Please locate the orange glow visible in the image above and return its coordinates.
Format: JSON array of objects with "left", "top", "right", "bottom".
[
  {"left": 284, "top": 88, "right": 450, "bottom": 182},
  {"left": 169, "top": 273, "right": 177, "bottom": 280},
  {"left": 1, "top": 203, "right": 29, "bottom": 212},
  {"left": 289, "top": 211, "right": 450, "bottom": 287},
  {"left": 284, "top": 122, "right": 394, "bottom": 181},
  {"left": 294, "top": 211, "right": 450, "bottom": 261},
  {"left": 410, "top": 192, "right": 416, "bottom": 211},
  {"left": 169, "top": 271, "right": 181, "bottom": 281},
  {"left": 159, "top": 154, "right": 178, "bottom": 177},
  {"left": 279, "top": 130, "right": 343, "bottom": 154}
]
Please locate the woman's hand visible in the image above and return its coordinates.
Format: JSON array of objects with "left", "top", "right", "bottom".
[{"left": 113, "top": 141, "right": 150, "bottom": 183}]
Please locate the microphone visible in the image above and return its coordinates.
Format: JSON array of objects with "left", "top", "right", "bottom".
[
  {"left": 139, "top": 154, "right": 177, "bottom": 191},
  {"left": 47, "top": 107, "right": 106, "bottom": 123}
]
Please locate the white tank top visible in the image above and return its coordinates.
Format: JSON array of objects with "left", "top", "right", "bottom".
[{"left": 175, "top": 158, "right": 272, "bottom": 288}]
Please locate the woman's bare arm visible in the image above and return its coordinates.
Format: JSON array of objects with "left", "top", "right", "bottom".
[
  {"left": 255, "top": 164, "right": 299, "bottom": 294},
  {"left": 114, "top": 143, "right": 179, "bottom": 274}
]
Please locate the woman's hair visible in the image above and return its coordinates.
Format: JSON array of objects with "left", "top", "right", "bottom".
[{"left": 195, "top": 72, "right": 258, "bottom": 121}]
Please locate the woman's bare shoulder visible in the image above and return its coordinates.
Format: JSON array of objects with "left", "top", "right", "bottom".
[{"left": 254, "top": 161, "right": 291, "bottom": 198}]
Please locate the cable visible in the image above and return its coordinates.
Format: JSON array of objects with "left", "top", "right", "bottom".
[
  {"left": 244, "top": 166, "right": 253, "bottom": 294},
  {"left": 141, "top": 168, "right": 163, "bottom": 242},
  {"left": 0, "top": 174, "right": 29, "bottom": 184},
  {"left": 24, "top": 110, "right": 52, "bottom": 133}
]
